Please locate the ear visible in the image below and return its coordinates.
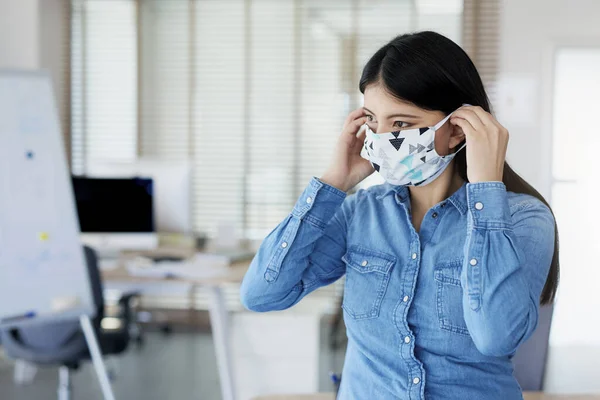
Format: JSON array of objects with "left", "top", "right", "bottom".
[{"left": 448, "top": 123, "right": 466, "bottom": 150}]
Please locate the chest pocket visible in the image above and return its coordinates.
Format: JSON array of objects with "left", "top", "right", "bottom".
[
  {"left": 434, "top": 260, "right": 470, "bottom": 336},
  {"left": 341, "top": 246, "right": 395, "bottom": 320}
]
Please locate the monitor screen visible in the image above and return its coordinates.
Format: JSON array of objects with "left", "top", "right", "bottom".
[{"left": 72, "top": 177, "right": 154, "bottom": 233}]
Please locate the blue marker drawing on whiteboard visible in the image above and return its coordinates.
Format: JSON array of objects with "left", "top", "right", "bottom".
[
  {"left": 18, "top": 248, "right": 52, "bottom": 271},
  {"left": 0, "top": 311, "right": 36, "bottom": 324}
]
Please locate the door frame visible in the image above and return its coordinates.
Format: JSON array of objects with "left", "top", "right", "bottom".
[{"left": 540, "top": 37, "right": 600, "bottom": 204}]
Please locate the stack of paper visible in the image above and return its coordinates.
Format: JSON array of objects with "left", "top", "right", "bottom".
[{"left": 126, "top": 253, "right": 230, "bottom": 279}]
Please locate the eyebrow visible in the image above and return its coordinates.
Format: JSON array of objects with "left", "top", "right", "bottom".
[{"left": 363, "top": 107, "right": 420, "bottom": 119}]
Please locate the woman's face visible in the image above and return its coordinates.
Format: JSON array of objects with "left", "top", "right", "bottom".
[{"left": 363, "top": 84, "right": 464, "bottom": 156}]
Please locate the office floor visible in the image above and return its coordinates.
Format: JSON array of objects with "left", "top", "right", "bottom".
[{"left": 0, "top": 319, "right": 346, "bottom": 400}]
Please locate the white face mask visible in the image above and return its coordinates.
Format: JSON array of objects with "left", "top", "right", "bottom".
[{"left": 360, "top": 109, "right": 465, "bottom": 186}]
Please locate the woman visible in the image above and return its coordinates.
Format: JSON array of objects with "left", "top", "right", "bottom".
[{"left": 240, "top": 31, "right": 559, "bottom": 400}]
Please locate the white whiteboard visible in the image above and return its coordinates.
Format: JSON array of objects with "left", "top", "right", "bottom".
[{"left": 0, "top": 70, "right": 95, "bottom": 327}]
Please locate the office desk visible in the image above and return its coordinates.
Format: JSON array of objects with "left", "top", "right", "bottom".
[
  {"left": 253, "top": 396, "right": 334, "bottom": 400},
  {"left": 524, "top": 394, "right": 600, "bottom": 400},
  {"left": 102, "top": 253, "right": 250, "bottom": 400},
  {"left": 252, "top": 394, "right": 600, "bottom": 400},
  {"left": 253, "top": 395, "right": 334, "bottom": 400}
]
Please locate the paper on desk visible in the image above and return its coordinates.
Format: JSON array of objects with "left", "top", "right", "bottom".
[
  {"left": 99, "top": 259, "right": 120, "bottom": 271},
  {"left": 126, "top": 253, "right": 230, "bottom": 280}
]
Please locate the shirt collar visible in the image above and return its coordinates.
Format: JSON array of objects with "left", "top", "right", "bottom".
[
  {"left": 375, "top": 181, "right": 468, "bottom": 215},
  {"left": 375, "top": 184, "right": 409, "bottom": 202},
  {"left": 446, "top": 182, "right": 468, "bottom": 215}
]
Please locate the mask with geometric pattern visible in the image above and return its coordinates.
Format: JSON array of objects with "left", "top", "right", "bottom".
[{"left": 360, "top": 110, "right": 465, "bottom": 186}]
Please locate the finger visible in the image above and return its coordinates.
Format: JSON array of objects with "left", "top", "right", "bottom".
[
  {"left": 357, "top": 157, "right": 375, "bottom": 172},
  {"left": 344, "top": 108, "right": 366, "bottom": 127},
  {"left": 450, "top": 117, "right": 477, "bottom": 139},
  {"left": 344, "top": 116, "right": 368, "bottom": 136},
  {"left": 454, "top": 108, "right": 485, "bottom": 129},
  {"left": 352, "top": 128, "right": 368, "bottom": 153},
  {"left": 483, "top": 112, "right": 508, "bottom": 134},
  {"left": 465, "top": 106, "right": 510, "bottom": 140},
  {"left": 462, "top": 105, "right": 498, "bottom": 128},
  {"left": 452, "top": 109, "right": 485, "bottom": 132},
  {"left": 356, "top": 124, "right": 367, "bottom": 140}
]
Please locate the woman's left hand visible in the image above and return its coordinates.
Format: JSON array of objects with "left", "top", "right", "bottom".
[{"left": 450, "top": 105, "right": 509, "bottom": 183}]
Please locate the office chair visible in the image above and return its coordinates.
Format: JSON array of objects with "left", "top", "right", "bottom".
[
  {"left": 512, "top": 304, "right": 555, "bottom": 391},
  {"left": 0, "top": 246, "right": 140, "bottom": 400}
]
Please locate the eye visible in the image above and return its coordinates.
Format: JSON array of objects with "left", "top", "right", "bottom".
[
  {"left": 365, "top": 114, "right": 375, "bottom": 122},
  {"left": 393, "top": 121, "right": 410, "bottom": 129}
]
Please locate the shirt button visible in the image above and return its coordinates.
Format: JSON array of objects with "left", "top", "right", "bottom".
[
  {"left": 411, "top": 253, "right": 417, "bottom": 260},
  {"left": 432, "top": 212, "right": 438, "bottom": 219},
  {"left": 413, "top": 377, "right": 420, "bottom": 385},
  {"left": 403, "top": 295, "right": 409, "bottom": 302},
  {"left": 470, "top": 258, "right": 477, "bottom": 266},
  {"left": 306, "top": 197, "right": 313, "bottom": 204},
  {"left": 361, "top": 260, "right": 368, "bottom": 267},
  {"left": 281, "top": 242, "right": 288, "bottom": 248},
  {"left": 475, "top": 202, "right": 484, "bottom": 210},
  {"left": 404, "top": 336, "right": 411, "bottom": 344},
  {"left": 441, "top": 202, "right": 447, "bottom": 208}
]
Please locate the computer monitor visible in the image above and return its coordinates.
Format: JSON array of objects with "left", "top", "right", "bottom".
[
  {"left": 85, "top": 160, "right": 192, "bottom": 234},
  {"left": 72, "top": 176, "right": 159, "bottom": 256}
]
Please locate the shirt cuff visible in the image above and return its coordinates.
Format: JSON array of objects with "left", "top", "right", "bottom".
[
  {"left": 466, "top": 182, "right": 512, "bottom": 229},
  {"left": 291, "top": 177, "right": 347, "bottom": 229}
]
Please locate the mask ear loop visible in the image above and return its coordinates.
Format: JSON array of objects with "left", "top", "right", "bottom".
[
  {"left": 433, "top": 104, "right": 471, "bottom": 131},
  {"left": 432, "top": 112, "right": 454, "bottom": 131},
  {"left": 434, "top": 109, "right": 467, "bottom": 158}
]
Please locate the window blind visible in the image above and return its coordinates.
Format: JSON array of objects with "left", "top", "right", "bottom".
[
  {"left": 139, "top": 0, "right": 192, "bottom": 161},
  {"left": 193, "top": 0, "right": 246, "bottom": 237},
  {"left": 462, "top": 0, "right": 500, "bottom": 110},
  {"left": 71, "top": 0, "right": 138, "bottom": 176},
  {"left": 70, "top": 0, "right": 464, "bottom": 239}
]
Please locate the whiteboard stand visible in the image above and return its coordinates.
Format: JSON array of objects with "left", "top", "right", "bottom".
[
  {"left": 58, "top": 364, "right": 71, "bottom": 400},
  {"left": 79, "top": 315, "right": 116, "bottom": 400},
  {"left": 0, "top": 70, "right": 114, "bottom": 400}
]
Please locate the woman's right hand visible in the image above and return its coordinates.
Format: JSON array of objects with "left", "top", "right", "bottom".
[{"left": 320, "top": 108, "right": 375, "bottom": 192}]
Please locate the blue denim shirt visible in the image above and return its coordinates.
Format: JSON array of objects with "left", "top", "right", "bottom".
[{"left": 240, "top": 178, "right": 555, "bottom": 400}]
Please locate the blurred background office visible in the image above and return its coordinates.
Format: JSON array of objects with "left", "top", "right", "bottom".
[{"left": 0, "top": 0, "right": 599, "bottom": 399}]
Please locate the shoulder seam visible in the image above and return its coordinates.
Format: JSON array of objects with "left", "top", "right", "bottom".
[
  {"left": 509, "top": 196, "right": 548, "bottom": 214},
  {"left": 347, "top": 189, "right": 365, "bottom": 227}
]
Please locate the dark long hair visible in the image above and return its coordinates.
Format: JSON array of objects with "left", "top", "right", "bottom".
[{"left": 359, "top": 31, "right": 559, "bottom": 305}]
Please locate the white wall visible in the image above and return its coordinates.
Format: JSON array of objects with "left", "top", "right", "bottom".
[
  {"left": 0, "top": 0, "right": 68, "bottom": 146},
  {"left": 0, "top": 0, "right": 39, "bottom": 69},
  {"left": 39, "top": 0, "right": 69, "bottom": 146},
  {"left": 0, "top": 0, "right": 66, "bottom": 74},
  {"left": 497, "top": 0, "right": 600, "bottom": 393},
  {"left": 497, "top": 0, "right": 600, "bottom": 197}
]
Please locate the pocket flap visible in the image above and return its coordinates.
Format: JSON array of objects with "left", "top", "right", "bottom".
[
  {"left": 434, "top": 259, "right": 463, "bottom": 286},
  {"left": 342, "top": 245, "right": 395, "bottom": 275}
]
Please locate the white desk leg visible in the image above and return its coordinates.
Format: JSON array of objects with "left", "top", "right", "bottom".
[
  {"left": 79, "top": 315, "right": 116, "bottom": 400},
  {"left": 207, "top": 286, "right": 236, "bottom": 400},
  {"left": 13, "top": 359, "right": 37, "bottom": 385}
]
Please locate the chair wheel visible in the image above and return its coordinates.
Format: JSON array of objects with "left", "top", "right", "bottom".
[
  {"left": 108, "top": 369, "right": 117, "bottom": 382},
  {"left": 160, "top": 324, "right": 172, "bottom": 335}
]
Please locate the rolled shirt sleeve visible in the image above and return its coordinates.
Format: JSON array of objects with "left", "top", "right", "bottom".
[
  {"left": 461, "top": 182, "right": 555, "bottom": 357},
  {"left": 240, "top": 178, "right": 353, "bottom": 312}
]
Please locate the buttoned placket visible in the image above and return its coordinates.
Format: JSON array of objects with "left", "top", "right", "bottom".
[
  {"left": 394, "top": 193, "right": 426, "bottom": 398},
  {"left": 394, "top": 194, "right": 454, "bottom": 399}
]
